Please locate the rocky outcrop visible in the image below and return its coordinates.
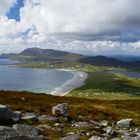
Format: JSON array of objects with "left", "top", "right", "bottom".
[
  {"left": 6, "top": 136, "right": 42, "bottom": 140},
  {"left": 89, "top": 136, "right": 106, "bottom": 140},
  {"left": 116, "top": 119, "right": 132, "bottom": 129},
  {"left": 0, "top": 104, "right": 139, "bottom": 140},
  {"left": 0, "top": 105, "right": 20, "bottom": 123},
  {"left": 60, "top": 134, "right": 80, "bottom": 140},
  {"left": 0, "top": 126, "right": 18, "bottom": 139},
  {"left": 12, "top": 124, "right": 40, "bottom": 138},
  {"left": 52, "top": 103, "right": 68, "bottom": 117}
]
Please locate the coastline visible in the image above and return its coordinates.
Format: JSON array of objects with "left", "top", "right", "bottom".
[{"left": 50, "top": 69, "right": 88, "bottom": 96}]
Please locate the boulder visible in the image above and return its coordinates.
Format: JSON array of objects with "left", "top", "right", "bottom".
[
  {"left": 89, "top": 136, "right": 105, "bottom": 140},
  {"left": 0, "top": 127, "right": 18, "bottom": 139},
  {"left": 60, "top": 134, "right": 80, "bottom": 140},
  {"left": 123, "top": 136, "right": 140, "bottom": 140},
  {"left": 6, "top": 136, "right": 43, "bottom": 140},
  {"left": 0, "top": 105, "right": 20, "bottom": 122},
  {"left": 12, "top": 124, "right": 40, "bottom": 138},
  {"left": 100, "top": 120, "right": 109, "bottom": 127},
  {"left": 105, "top": 127, "right": 114, "bottom": 135},
  {"left": 21, "top": 113, "right": 38, "bottom": 123},
  {"left": 52, "top": 103, "right": 68, "bottom": 117},
  {"left": 116, "top": 119, "right": 132, "bottom": 129},
  {"left": 37, "top": 115, "right": 58, "bottom": 122}
]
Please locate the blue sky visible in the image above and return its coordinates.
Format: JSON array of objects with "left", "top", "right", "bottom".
[
  {"left": 7, "top": 0, "right": 24, "bottom": 21},
  {"left": 0, "top": 0, "right": 140, "bottom": 55}
]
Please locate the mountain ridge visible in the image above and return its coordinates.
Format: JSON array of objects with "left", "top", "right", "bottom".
[{"left": 0, "top": 48, "right": 140, "bottom": 70}]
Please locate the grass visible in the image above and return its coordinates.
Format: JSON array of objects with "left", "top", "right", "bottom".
[
  {"left": 69, "top": 72, "right": 140, "bottom": 99},
  {"left": 0, "top": 91, "right": 140, "bottom": 125}
]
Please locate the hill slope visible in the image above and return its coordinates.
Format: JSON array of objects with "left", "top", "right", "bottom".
[{"left": 0, "top": 48, "right": 140, "bottom": 70}]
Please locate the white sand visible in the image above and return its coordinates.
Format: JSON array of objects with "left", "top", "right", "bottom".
[{"left": 50, "top": 69, "right": 88, "bottom": 96}]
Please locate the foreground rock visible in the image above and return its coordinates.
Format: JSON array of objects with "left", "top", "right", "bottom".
[
  {"left": 116, "top": 119, "right": 132, "bottom": 129},
  {"left": 12, "top": 124, "right": 40, "bottom": 138},
  {"left": 52, "top": 103, "right": 68, "bottom": 117},
  {"left": 60, "top": 134, "right": 80, "bottom": 140},
  {"left": 6, "top": 136, "right": 42, "bottom": 140},
  {"left": 89, "top": 136, "right": 105, "bottom": 140},
  {"left": 0, "top": 126, "right": 18, "bottom": 139},
  {"left": 0, "top": 105, "right": 20, "bottom": 123}
]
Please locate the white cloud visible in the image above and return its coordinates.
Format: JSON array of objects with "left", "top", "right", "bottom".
[
  {"left": 0, "top": 0, "right": 140, "bottom": 55},
  {"left": 0, "top": 0, "right": 17, "bottom": 15}
]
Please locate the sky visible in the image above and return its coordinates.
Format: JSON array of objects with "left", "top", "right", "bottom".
[{"left": 0, "top": 0, "right": 140, "bottom": 56}]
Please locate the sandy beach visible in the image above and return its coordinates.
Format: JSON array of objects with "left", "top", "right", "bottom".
[{"left": 51, "top": 69, "right": 88, "bottom": 96}]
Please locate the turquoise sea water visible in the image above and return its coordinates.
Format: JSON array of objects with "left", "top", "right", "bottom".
[{"left": 0, "top": 59, "right": 74, "bottom": 94}]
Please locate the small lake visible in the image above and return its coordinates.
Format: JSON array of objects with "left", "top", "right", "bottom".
[
  {"left": 0, "top": 59, "right": 75, "bottom": 94},
  {"left": 109, "top": 70, "right": 140, "bottom": 79}
]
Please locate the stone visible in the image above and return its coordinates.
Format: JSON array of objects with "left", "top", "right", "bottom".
[
  {"left": 21, "top": 113, "right": 37, "bottom": 120},
  {"left": 89, "top": 136, "right": 106, "bottom": 140},
  {"left": 72, "top": 121, "right": 92, "bottom": 127},
  {"left": 60, "top": 134, "right": 80, "bottom": 140},
  {"left": 105, "top": 127, "right": 114, "bottom": 135},
  {"left": 21, "top": 113, "right": 39, "bottom": 123},
  {"left": 12, "top": 124, "right": 40, "bottom": 138},
  {"left": 6, "top": 136, "right": 43, "bottom": 140},
  {"left": 111, "top": 138, "right": 122, "bottom": 140},
  {"left": 0, "top": 127, "right": 18, "bottom": 140},
  {"left": 52, "top": 103, "right": 68, "bottom": 117},
  {"left": 36, "top": 125, "right": 52, "bottom": 131},
  {"left": 100, "top": 120, "right": 109, "bottom": 127},
  {"left": 37, "top": 115, "right": 58, "bottom": 122},
  {"left": 123, "top": 136, "right": 140, "bottom": 140},
  {"left": 0, "top": 105, "right": 20, "bottom": 122},
  {"left": 116, "top": 119, "right": 132, "bottom": 129}
]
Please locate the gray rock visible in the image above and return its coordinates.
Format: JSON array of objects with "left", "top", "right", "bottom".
[
  {"left": 12, "top": 124, "right": 40, "bottom": 138},
  {"left": 52, "top": 103, "right": 68, "bottom": 117},
  {"left": 123, "top": 136, "right": 140, "bottom": 140},
  {"left": 89, "top": 136, "right": 106, "bottom": 140},
  {"left": 116, "top": 119, "right": 132, "bottom": 129},
  {"left": 100, "top": 120, "right": 109, "bottom": 127},
  {"left": 0, "top": 105, "right": 20, "bottom": 122},
  {"left": 37, "top": 115, "right": 58, "bottom": 121},
  {"left": 6, "top": 136, "right": 43, "bottom": 140},
  {"left": 105, "top": 127, "right": 114, "bottom": 135},
  {"left": 21, "top": 113, "right": 37, "bottom": 120},
  {"left": 60, "top": 134, "right": 80, "bottom": 140},
  {"left": 115, "top": 130, "right": 130, "bottom": 136},
  {"left": 0, "top": 127, "right": 18, "bottom": 140},
  {"left": 135, "top": 128, "right": 140, "bottom": 133},
  {"left": 36, "top": 125, "right": 52, "bottom": 131},
  {"left": 111, "top": 138, "right": 122, "bottom": 140},
  {"left": 72, "top": 121, "right": 92, "bottom": 127}
]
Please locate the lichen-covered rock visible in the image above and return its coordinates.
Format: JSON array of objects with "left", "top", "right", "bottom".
[
  {"left": 89, "top": 136, "right": 106, "bottom": 140},
  {"left": 60, "top": 134, "right": 80, "bottom": 140},
  {"left": 116, "top": 119, "right": 132, "bottom": 129},
  {"left": 0, "top": 105, "right": 20, "bottom": 122},
  {"left": 6, "top": 136, "right": 43, "bottom": 140},
  {"left": 0, "top": 127, "right": 18, "bottom": 140},
  {"left": 12, "top": 124, "right": 40, "bottom": 138},
  {"left": 52, "top": 103, "right": 68, "bottom": 117}
]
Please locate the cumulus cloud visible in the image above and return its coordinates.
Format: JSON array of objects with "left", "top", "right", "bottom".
[
  {"left": 0, "top": 0, "right": 140, "bottom": 55},
  {"left": 0, "top": 0, "right": 17, "bottom": 15}
]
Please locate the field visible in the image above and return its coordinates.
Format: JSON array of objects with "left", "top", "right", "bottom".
[
  {"left": 69, "top": 71, "right": 140, "bottom": 99},
  {"left": 0, "top": 91, "right": 140, "bottom": 125}
]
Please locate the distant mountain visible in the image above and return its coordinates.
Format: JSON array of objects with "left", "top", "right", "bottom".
[
  {"left": 13, "top": 48, "right": 83, "bottom": 62},
  {"left": 79, "top": 55, "right": 124, "bottom": 66},
  {"left": 108, "top": 55, "right": 140, "bottom": 62},
  {"left": 20, "top": 48, "right": 70, "bottom": 56},
  {"left": 0, "top": 48, "right": 140, "bottom": 70},
  {"left": 0, "top": 53, "right": 16, "bottom": 59}
]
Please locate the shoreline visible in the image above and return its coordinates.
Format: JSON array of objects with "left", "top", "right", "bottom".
[{"left": 50, "top": 69, "right": 88, "bottom": 96}]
